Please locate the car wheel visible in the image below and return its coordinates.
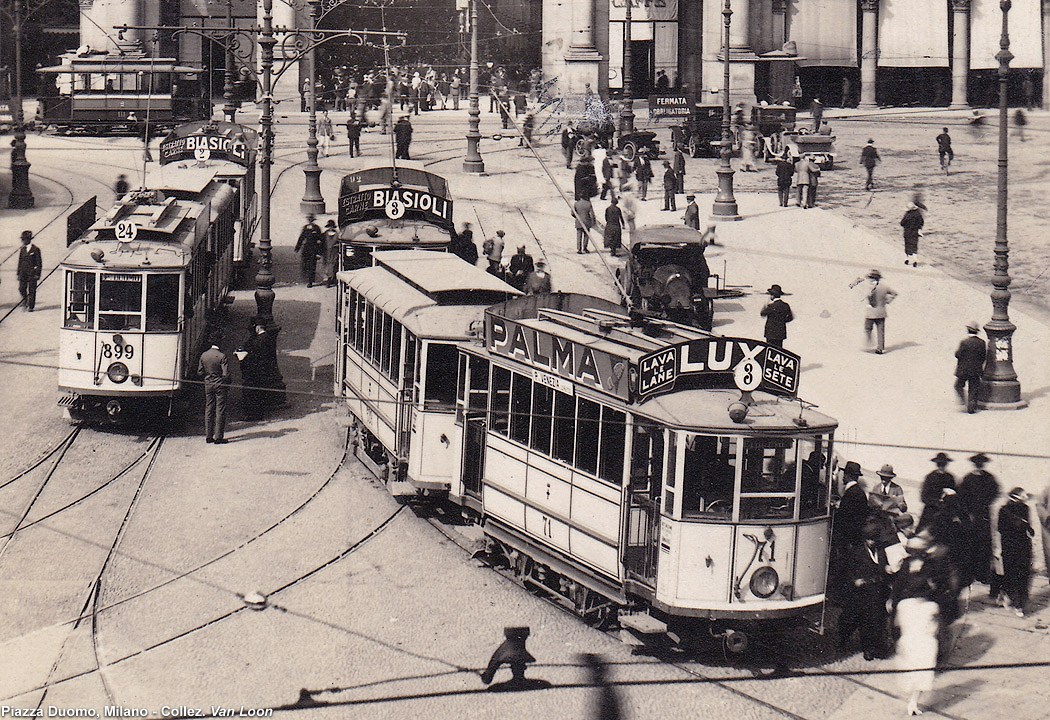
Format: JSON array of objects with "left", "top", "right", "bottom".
[
  {"left": 621, "top": 141, "right": 637, "bottom": 162},
  {"left": 688, "top": 135, "right": 701, "bottom": 158},
  {"left": 575, "top": 138, "right": 588, "bottom": 156}
]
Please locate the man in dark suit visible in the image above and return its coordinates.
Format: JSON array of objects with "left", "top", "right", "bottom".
[
  {"left": 683, "top": 194, "right": 700, "bottom": 230},
  {"left": 760, "top": 284, "right": 793, "bottom": 349},
  {"left": 661, "top": 162, "right": 677, "bottom": 211},
  {"left": 837, "top": 516, "right": 892, "bottom": 660},
  {"left": 958, "top": 452, "right": 999, "bottom": 585},
  {"left": 921, "top": 452, "right": 956, "bottom": 507},
  {"left": 835, "top": 461, "right": 869, "bottom": 546},
  {"left": 198, "top": 341, "right": 231, "bottom": 444},
  {"left": 17, "top": 231, "right": 42, "bottom": 312},
  {"left": 954, "top": 322, "right": 986, "bottom": 413}
]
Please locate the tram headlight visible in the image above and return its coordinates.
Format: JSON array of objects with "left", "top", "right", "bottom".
[
  {"left": 107, "top": 362, "right": 130, "bottom": 384},
  {"left": 749, "top": 566, "right": 779, "bottom": 598}
]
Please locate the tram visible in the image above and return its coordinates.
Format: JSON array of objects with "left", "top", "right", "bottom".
[
  {"left": 335, "top": 250, "right": 519, "bottom": 491},
  {"left": 336, "top": 162, "right": 455, "bottom": 271},
  {"left": 337, "top": 254, "right": 838, "bottom": 646},
  {"left": 155, "top": 121, "right": 259, "bottom": 279},
  {"left": 58, "top": 181, "right": 237, "bottom": 423},
  {"left": 37, "top": 52, "right": 208, "bottom": 135}
]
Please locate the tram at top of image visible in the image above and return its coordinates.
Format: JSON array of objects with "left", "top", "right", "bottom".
[
  {"left": 336, "top": 161, "right": 454, "bottom": 271},
  {"left": 154, "top": 121, "right": 260, "bottom": 277},
  {"left": 37, "top": 52, "right": 209, "bottom": 135},
  {"left": 58, "top": 173, "right": 238, "bottom": 423},
  {"left": 335, "top": 250, "right": 520, "bottom": 491}
]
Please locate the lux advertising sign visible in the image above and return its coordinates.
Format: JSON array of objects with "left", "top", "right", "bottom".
[{"left": 637, "top": 338, "right": 800, "bottom": 399}]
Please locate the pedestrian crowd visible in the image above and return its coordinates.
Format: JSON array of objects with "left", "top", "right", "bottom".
[{"left": 828, "top": 453, "right": 1045, "bottom": 715}]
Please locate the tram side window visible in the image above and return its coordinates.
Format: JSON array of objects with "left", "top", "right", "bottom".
[
  {"left": 798, "top": 436, "right": 831, "bottom": 519},
  {"left": 424, "top": 343, "right": 458, "bottom": 409},
  {"left": 467, "top": 356, "right": 489, "bottom": 412},
  {"left": 551, "top": 390, "right": 575, "bottom": 463},
  {"left": 98, "top": 275, "right": 142, "bottom": 331},
  {"left": 575, "top": 398, "right": 600, "bottom": 476},
  {"left": 145, "top": 274, "right": 180, "bottom": 331},
  {"left": 630, "top": 422, "right": 664, "bottom": 493},
  {"left": 509, "top": 374, "right": 532, "bottom": 444},
  {"left": 682, "top": 435, "right": 738, "bottom": 519},
  {"left": 65, "top": 271, "right": 96, "bottom": 329},
  {"left": 371, "top": 304, "right": 383, "bottom": 365},
  {"left": 380, "top": 314, "right": 394, "bottom": 376},
  {"left": 363, "top": 301, "right": 375, "bottom": 361},
  {"left": 598, "top": 407, "right": 626, "bottom": 485},
  {"left": 530, "top": 384, "right": 554, "bottom": 455},
  {"left": 388, "top": 319, "right": 402, "bottom": 383},
  {"left": 490, "top": 365, "right": 511, "bottom": 435}
]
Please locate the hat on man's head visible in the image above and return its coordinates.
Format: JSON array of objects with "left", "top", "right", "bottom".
[
  {"left": 1008, "top": 487, "right": 1027, "bottom": 500},
  {"left": 306, "top": 213, "right": 316, "bottom": 222},
  {"left": 21, "top": 230, "right": 33, "bottom": 242},
  {"left": 686, "top": 194, "right": 695, "bottom": 200},
  {"left": 876, "top": 464, "right": 896, "bottom": 479},
  {"left": 842, "top": 461, "right": 862, "bottom": 477},
  {"left": 496, "top": 230, "right": 505, "bottom": 237},
  {"left": 517, "top": 245, "right": 526, "bottom": 252},
  {"left": 867, "top": 138, "right": 875, "bottom": 144},
  {"left": 867, "top": 269, "right": 882, "bottom": 280},
  {"left": 767, "top": 284, "right": 784, "bottom": 297},
  {"left": 931, "top": 452, "right": 952, "bottom": 465},
  {"left": 536, "top": 259, "right": 547, "bottom": 268},
  {"left": 970, "top": 452, "right": 990, "bottom": 465},
  {"left": 326, "top": 219, "right": 336, "bottom": 227},
  {"left": 966, "top": 321, "right": 980, "bottom": 333}
]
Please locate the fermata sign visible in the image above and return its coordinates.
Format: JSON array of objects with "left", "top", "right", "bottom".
[
  {"left": 649, "top": 95, "right": 692, "bottom": 119},
  {"left": 637, "top": 337, "right": 800, "bottom": 399}
]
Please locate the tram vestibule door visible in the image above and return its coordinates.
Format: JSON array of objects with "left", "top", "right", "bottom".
[
  {"left": 624, "top": 422, "right": 664, "bottom": 587},
  {"left": 462, "top": 413, "right": 486, "bottom": 499}
]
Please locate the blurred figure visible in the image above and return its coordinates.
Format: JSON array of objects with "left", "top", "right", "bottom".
[
  {"left": 634, "top": 149, "right": 653, "bottom": 200},
  {"left": 317, "top": 109, "right": 333, "bottom": 156},
  {"left": 115, "top": 173, "right": 129, "bottom": 198},
  {"left": 483, "top": 230, "right": 506, "bottom": 275},
  {"left": 967, "top": 109, "right": 986, "bottom": 141},
  {"left": 936, "top": 127, "right": 953, "bottom": 174},
  {"left": 295, "top": 214, "right": 322, "bottom": 287},
  {"left": 892, "top": 532, "right": 942, "bottom": 716},
  {"left": 525, "top": 259, "right": 552, "bottom": 294},
  {"left": 998, "top": 487, "right": 1035, "bottom": 616},
  {"left": 450, "top": 223, "right": 478, "bottom": 266},
  {"left": 1035, "top": 479, "right": 1050, "bottom": 587},
  {"left": 953, "top": 322, "right": 985, "bottom": 413},
  {"left": 958, "top": 453, "right": 999, "bottom": 585},
  {"left": 581, "top": 654, "right": 622, "bottom": 720},
  {"left": 574, "top": 197, "right": 596, "bottom": 253},
  {"left": 860, "top": 139, "right": 880, "bottom": 191},
  {"left": 322, "top": 220, "right": 339, "bottom": 287},
  {"left": 1013, "top": 109, "right": 1027, "bottom": 142},
  {"left": 394, "top": 115, "right": 413, "bottom": 159},
  {"left": 921, "top": 453, "right": 956, "bottom": 510}
]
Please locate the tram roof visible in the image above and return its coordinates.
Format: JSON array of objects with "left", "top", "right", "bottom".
[
  {"left": 372, "top": 250, "right": 518, "bottom": 294},
  {"left": 636, "top": 388, "right": 836, "bottom": 434},
  {"left": 141, "top": 164, "right": 220, "bottom": 193},
  {"left": 338, "top": 219, "right": 449, "bottom": 245},
  {"left": 62, "top": 240, "right": 190, "bottom": 269},
  {"left": 339, "top": 161, "right": 450, "bottom": 197}
]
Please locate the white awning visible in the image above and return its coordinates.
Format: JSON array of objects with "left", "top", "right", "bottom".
[
  {"left": 970, "top": 0, "right": 1043, "bottom": 70},
  {"left": 787, "top": 0, "right": 858, "bottom": 68},
  {"left": 878, "top": 0, "right": 949, "bottom": 67}
]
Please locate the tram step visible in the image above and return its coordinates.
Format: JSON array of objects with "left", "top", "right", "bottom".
[
  {"left": 388, "top": 480, "right": 417, "bottom": 497},
  {"left": 619, "top": 613, "right": 667, "bottom": 635}
]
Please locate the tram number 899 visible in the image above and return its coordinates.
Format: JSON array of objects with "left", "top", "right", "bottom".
[{"left": 101, "top": 342, "right": 134, "bottom": 359}]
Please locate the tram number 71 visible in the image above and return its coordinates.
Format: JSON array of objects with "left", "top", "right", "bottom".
[
  {"left": 541, "top": 516, "right": 553, "bottom": 539},
  {"left": 101, "top": 342, "right": 134, "bottom": 359}
]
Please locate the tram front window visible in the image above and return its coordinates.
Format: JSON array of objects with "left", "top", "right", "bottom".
[
  {"left": 681, "top": 435, "right": 738, "bottom": 519},
  {"left": 740, "top": 438, "right": 797, "bottom": 520},
  {"left": 65, "top": 271, "right": 96, "bottom": 329},
  {"left": 98, "top": 275, "right": 142, "bottom": 331},
  {"left": 798, "top": 436, "right": 832, "bottom": 519},
  {"left": 146, "top": 274, "right": 179, "bottom": 331},
  {"left": 424, "top": 343, "right": 458, "bottom": 410}
]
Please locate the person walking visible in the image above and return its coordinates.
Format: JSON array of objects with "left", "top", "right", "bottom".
[
  {"left": 739, "top": 124, "right": 757, "bottom": 171},
  {"left": 574, "top": 196, "right": 596, "bottom": 253},
  {"left": 198, "top": 340, "right": 231, "bottom": 444},
  {"left": 506, "top": 245, "right": 534, "bottom": 291},
  {"left": 562, "top": 126, "right": 575, "bottom": 168},
  {"left": 837, "top": 516, "right": 892, "bottom": 661},
  {"left": 575, "top": 155, "right": 599, "bottom": 200},
  {"left": 998, "top": 487, "right": 1035, "bottom": 616},
  {"left": 807, "top": 161, "right": 821, "bottom": 208},
  {"left": 892, "top": 532, "right": 943, "bottom": 716},
  {"left": 394, "top": 115, "right": 413, "bottom": 159},
  {"left": 760, "top": 284, "right": 793, "bottom": 349},
  {"left": 294, "top": 215, "right": 323, "bottom": 287},
  {"left": 346, "top": 117, "right": 361, "bottom": 157},
  {"left": 958, "top": 453, "right": 1000, "bottom": 586},
  {"left": 921, "top": 452, "right": 956, "bottom": 508},
  {"left": 662, "top": 161, "right": 677, "bottom": 211},
  {"left": 775, "top": 157, "right": 794, "bottom": 207},
  {"left": 634, "top": 149, "right": 653, "bottom": 200},
  {"left": 322, "top": 220, "right": 340, "bottom": 287},
  {"left": 851, "top": 269, "right": 896, "bottom": 354},
  {"left": 810, "top": 97, "right": 824, "bottom": 133},
  {"left": 619, "top": 184, "right": 638, "bottom": 241},
  {"left": 936, "top": 127, "right": 953, "bottom": 173},
  {"left": 17, "top": 231, "right": 42, "bottom": 312},
  {"left": 450, "top": 72, "right": 461, "bottom": 110},
  {"left": 1013, "top": 109, "right": 1028, "bottom": 142},
  {"left": 483, "top": 230, "right": 506, "bottom": 275},
  {"left": 954, "top": 321, "right": 986, "bottom": 413},
  {"left": 115, "top": 173, "right": 129, "bottom": 198},
  {"left": 604, "top": 196, "right": 625, "bottom": 257},
  {"left": 899, "top": 197, "right": 926, "bottom": 266},
  {"left": 683, "top": 194, "right": 700, "bottom": 230},
  {"left": 860, "top": 139, "right": 880, "bottom": 191},
  {"left": 450, "top": 222, "right": 479, "bottom": 266},
  {"left": 600, "top": 151, "right": 617, "bottom": 200},
  {"left": 525, "top": 259, "right": 552, "bottom": 294},
  {"left": 672, "top": 146, "right": 686, "bottom": 194},
  {"left": 794, "top": 155, "right": 814, "bottom": 208},
  {"left": 317, "top": 109, "right": 333, "bottom": 156}
]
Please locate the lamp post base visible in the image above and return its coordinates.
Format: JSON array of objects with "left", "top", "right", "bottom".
[
  {"left": 710, "top": 165, "right": 740, "bottom": 221},
  {"left": 300, "top": 168, "right": 325, "bottom": 214},
  {"left": 9, "top": 161, "right": 34, "bottom": 209},
  {"left": 464, "top": 136, "right": 485, "bottom": 174}
]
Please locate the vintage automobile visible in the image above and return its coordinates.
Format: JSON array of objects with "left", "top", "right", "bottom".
[
  {"left": 675, "top": 103, "right": 800, "bottom": 159},
  {"left": 762, "top": 122, "right": 837, "bottom": 169},
  {"left": 618, "top": 224, "right": 744, "bottom": 330},
  {"left": 568, "top": 99, "right": 661, "bottom": 161}
]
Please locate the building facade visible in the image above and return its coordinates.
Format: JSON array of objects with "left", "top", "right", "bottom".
[{"left": 543, "top": 0, "right": 1049, "bottom": 108}]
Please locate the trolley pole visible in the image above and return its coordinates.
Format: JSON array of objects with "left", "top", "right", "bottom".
[
  {"left": 8, "top": 0, "right": 34, "bottom": 209},
  {"left": 222, "top": 0, "right": 237, "bottom": 123},
  {"left": 463, "top": 0, "right": 485, "bottom": 173},
  {"left": 979, "top": 0, "right": 1026, "bottom": 409},
  {"left": 710, "top": 0, "right": 740, "bottom": 221},
  {"left": 300, "top": 0, "right": 326, "bottom": 214}
]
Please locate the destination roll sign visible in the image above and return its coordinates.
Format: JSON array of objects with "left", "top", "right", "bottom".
[
  {"left": 637, "top": 337, "right": 801, "bottom": 400},
  {"left": 159, "top": 132, "right": 250, "bottom": 166},
  {"left": 338, "top": 187, "right": 453, "bottom": 228}
]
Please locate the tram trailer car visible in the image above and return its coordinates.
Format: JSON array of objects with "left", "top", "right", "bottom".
[
  {"left": 156, "top": 122, "right": 260, "bottom": 280},
  {"left": 337, "top": 162, "right": 454, "bottom": 271},
  {"left": 58, "top": 182, "right": 237, "bottom": 423},
  {"left": 447, "top": 295, "right": 838, "bottom": 647},
  {"left": 335, "top": 251, "right": 519, "bottom": 492}
]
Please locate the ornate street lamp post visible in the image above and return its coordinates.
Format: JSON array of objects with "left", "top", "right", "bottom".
[
  {"left": 222, "top": 0, "right": 237, "bottom": 123},
  {"left": 463, "top": 0, "right": 484, "bottom": 173},
  {"left": 300, "top": 0, "right": 325, "bottom": 214},
  {"left": 620, "top": 0, "right": 635, "bottom": 134},
  {"left": 979, "top": 0, "right": 1025, "bottom": 409},
  {"left": 8, "top": 0, "right": 34, "bottom": 209},
  {"left": 710, "top": 0, "right": 739, "bottom": 221}
]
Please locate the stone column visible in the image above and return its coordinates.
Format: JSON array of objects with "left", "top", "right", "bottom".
[
  {"left": 771, "top": 0, "right": 787, "bottom": 49},
  {"left": 1043, "top": 0, "right": 1050, "bottom": 109},
  {"left": 564, "top": 0, "right": 602, "bottom": 94},
  {"left": 729, "top": 0, "right": 751, "bottom": 52},
  {"left": 950, "top": 0, "right": 971, "bottom": 107},
  {"left": 859, "top": 0, "right": 879, "bottom": 108},
  {"left": 568, "top": 0, "right": 598, "bottom": 53}
]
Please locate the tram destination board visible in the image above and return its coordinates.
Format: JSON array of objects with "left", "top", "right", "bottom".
[
  {"left": 637, "top": 337, "right": 800, "bottom": 399},
  {"left": 338, "top": 187, "right": 453, "bottom": 228}
]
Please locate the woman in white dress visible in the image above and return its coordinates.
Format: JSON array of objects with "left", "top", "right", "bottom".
[{"left": 892, "top": 532, "right": 943, "bottom": 715}]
